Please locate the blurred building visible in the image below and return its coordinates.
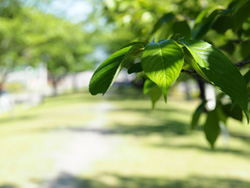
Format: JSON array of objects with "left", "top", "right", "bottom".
[{"left": 0, "top": 64, "right": 94, "bottom": 112}]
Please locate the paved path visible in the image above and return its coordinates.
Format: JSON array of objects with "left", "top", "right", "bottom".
[{"left": 40, "top": 102, "right": 117, "bottom": 188}]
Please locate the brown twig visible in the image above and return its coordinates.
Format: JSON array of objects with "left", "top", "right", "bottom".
[
  {"left": 181, "top": 58, "right": 250, "bottom": 74},
  {"left": 235, "top": 60, "right": 250, "bottom": 67},
  {"left": 181, "top": 69, "right": 196, "bottom": 73}
]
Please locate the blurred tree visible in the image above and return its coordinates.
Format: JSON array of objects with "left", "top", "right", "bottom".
[
  {"left": 0, "top": 0, "right": 95, "bottom": 95},
  {"left": 87, "top": 0, "right": 229, "bottom": 52},
  {"left": 31, "top": 14, "right": 94, "bottom": 95},
  {"left": 0, "top": 0, "right": 22, "bottom": 18}
]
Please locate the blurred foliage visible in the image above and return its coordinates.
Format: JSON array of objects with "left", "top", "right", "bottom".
[
  {"left": 0, "top": 0, "right": 22, "bottom": 18},
  {"left": 0, "top": 0, "right": 95, "bottom": 92},
  {"left": 88, "top": 0, "right": 229, "bottom": 52}
]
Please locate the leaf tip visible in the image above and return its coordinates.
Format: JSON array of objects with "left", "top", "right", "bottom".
[
  {"left": 88, "top": 87, "right": 95, "bottom": 96},
  {"left": 163, "top": 95, "right": 168, "bottom": 103},
  {"left": 244, "top": 110, "right": 249, "bottom": 123},
  {"left": 151, "top": 103, "right": 155, "bottom": 110}
]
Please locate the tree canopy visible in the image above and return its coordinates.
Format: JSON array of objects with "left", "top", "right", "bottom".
[{"left": 0, "top": 0, "right": 95, "bottom": 94}]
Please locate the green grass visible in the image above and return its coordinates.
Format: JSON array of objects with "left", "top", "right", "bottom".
[
  {"left": 0, "top": 88, "right": 250, "bottom": 188},
  {"left": 0, "top": 91, "right": 100, "bottom": 188}
]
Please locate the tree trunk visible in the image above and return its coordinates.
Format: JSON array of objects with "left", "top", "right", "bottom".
[
  {"left": 0, "top": 71, "right": 9, "bottom": 96},
  {"left": 196, "top": 77, "right": 208, "bottom": 112},
  {"left": 197, "top": 78, "right": 205, "bottom": 101},
  {"left": 52, "top": 77, "right": 58, "bottom": 96},
  {"left": 72, "top": 73, "right": 78, "bottom": 92}
]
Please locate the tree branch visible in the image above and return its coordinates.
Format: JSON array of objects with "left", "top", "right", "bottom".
[
  {"left": 181, "top": 69, "right": 196, "bottom": 73},
  {"left": 181, "top": 58, "right": 250, "bottom": 74},
  {"left": 227, "top": 39, "right": 242, "bottom": 44},
  {"left": 235, "top": 60, "right": 250, "bottom": 67}
]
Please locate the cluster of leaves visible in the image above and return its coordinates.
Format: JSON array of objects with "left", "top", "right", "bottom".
[{"left": 89, "top": 0, "right": 250, "bottom": 148}]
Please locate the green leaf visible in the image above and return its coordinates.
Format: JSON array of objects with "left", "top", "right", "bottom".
[
  {"left": 141, "top": 39, "right": 184, "bottom": 101},
  {"left": 182, "top": 46, "right": 209, "bottom": 81},
  {"left": 143, "top": 79, "right": 156, "bottom": 95},
  {"left": 128, "top": 63, "right": 143, "bottom": 74},
  {"left": 193, "top": 8, "right": 211, "bottom": 27},
  {"left": 191, "top": 100, "right": 206, "bottom": 130},
  {"left": 180, "top": 39, "right": 249, "bottom": 121},
  {"left": 230, "top": 0, "right": 248, "bottom": 15},
  {"left": 232, "top": 1, "right": 250, "bottom": 31},
  {"left": 121, "top": 43, "right": 145, "bottom": 69},
  {"left": 242, "top": 27, "right": 250, "bottom": 37},
  {"left": 240, "top": 40, "right": 250, "bottom": 59},
  {"left": 143, "top": 80, "right": 162, "bottom": 109},
  {"left": 151, "top": 13, "right": 175, "bottom": 34},
  {"left": 216, "top": 104, "right": 228, "bottom": 124},
  {"left": 89, "top": 46, "right": 131, "bottom": 95},
  {"left": 220, "top": 42, "right": 235, "bottom": 55},
  {"left": 192, "top": 9, "right": 222, "bottom": 39},
  {"left": 222, "top": 103, "right": 243, "bottom": 122},
  {"left": 149, "top": 85, "right": 162, "bottom": 109},
  {"left": 244, "top": 69, "right": 250, "bottom": 84},
  {"left": 204, "top": 110, "right": 220, "bottom": 149},
  {"left": 173, "top": 20, "right": 191, "bottom": 38},
  {"left": 120, "top": 41, "right": 147, "bottom": 49},
  {"left": 212, "top": 15, "right": 231, "bottom": 34}
]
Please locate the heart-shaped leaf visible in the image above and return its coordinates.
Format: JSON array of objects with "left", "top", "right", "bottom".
[{"left": 141, "top": 39, "right": 184, "bottom": 101}]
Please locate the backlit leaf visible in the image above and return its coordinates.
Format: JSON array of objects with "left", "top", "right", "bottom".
[
  {"left": 143, "top": 79, "right": 162, "bottom": 109},
  {"left": 149, "top": 85, "right": 162, "bottom": 109},
  {"left": 141, "top": 39, "right": 184, "bottom": 101},
  {"left": 143, "top": 79, "right": 156, "bottom": 95}
]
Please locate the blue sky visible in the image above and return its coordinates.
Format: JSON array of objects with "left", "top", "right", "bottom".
[
  {"left": 40, "top": 0, "right": 107, "bottom": 61},
  {"left": 42, "top": 0, "right": 93, "bottom": 23}
]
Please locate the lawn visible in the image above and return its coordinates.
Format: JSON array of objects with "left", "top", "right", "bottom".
[{"left": 0, "top": 88, "right": 250, "bottom": 188}]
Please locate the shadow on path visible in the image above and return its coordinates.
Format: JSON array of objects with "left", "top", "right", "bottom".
[
  {"left": 150, "top": 142, "right": 250, "bottom": 159},
  {"left": 0, "top": 185, "right": 18, "bottom": 188},
  {"left": 37, "top": 172, "right": 250, "bottom": 188},
  {"left": 64, "top": 120, "right": 189, "bottom": 136}
]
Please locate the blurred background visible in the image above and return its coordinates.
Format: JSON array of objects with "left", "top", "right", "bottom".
[{"left": 0, "top": 0, "right": 250, "bottom": 188}]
